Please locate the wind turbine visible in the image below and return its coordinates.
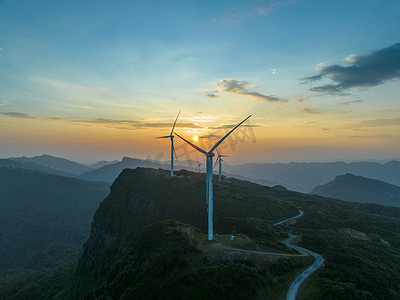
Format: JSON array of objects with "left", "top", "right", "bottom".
[
  {"left": 196, "top": 159, "right": 202, "bottom": 173},
  {"left": 156, "top": 111, "right": 181, "bottom": 177},
  {"left": 175, "top": 115, "right": 251, "bottom": 240},
  {"left": 215, "top": 148, "right": 228, "bottom": 182}
]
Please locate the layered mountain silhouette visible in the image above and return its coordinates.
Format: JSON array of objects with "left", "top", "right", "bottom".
[
  {"left": 311, "top": 173, "right": 400, "bottom": 207},
  {"left": 9, "top": 154, "right": 93, "bottom": 175},
  {"left": 224, "top": 161, "right": 400, "bottom": 192},
  {"left": 5, "top": 155, "right": 400, "bottom": 194},
  {"left": 0, "top": 158, "right": 76, "bottom": 178}
]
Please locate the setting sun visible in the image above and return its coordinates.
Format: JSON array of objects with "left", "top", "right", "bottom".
[{"left": 193, "top": 136, "right": 199, "bottom": 142}]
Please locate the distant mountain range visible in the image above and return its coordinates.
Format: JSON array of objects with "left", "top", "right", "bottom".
[
  {"left": 311, "top": 173, "right": 400, "bottom": 207},
  {"left": 0, "top": 158, "right": 76, "bottom": 178},
  {"left": 80, "top": 156, "right": 279, "bottom": 186},
  {"left": 4, "top": 154, "right": 400, "bottom": 193},
  {"left": 80, "top": 157, "right": 159, "bottom": 182},
  {"left": 9, "top": 154, "right": 93, "bottom": 175},
  {"left": 224, "top": 161, "right": 400, "bottom": 192},
  {"left": 87, "top": 160, "right": 119, "bottom": 169},
  {"left": 83, "top": 158, "right": 400, "bottom": 193}
]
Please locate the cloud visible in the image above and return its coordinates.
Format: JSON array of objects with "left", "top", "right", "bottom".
[
  {"left": 214, "top": 0, "right": 293, "bottom": 25},
  {"left": 301, "top": 43, "right": 400, "bottom": 95},
  {"left": 73, "top": 118, "right": 201, "bottom": 130},
  {"left": 74, "top": 105, "right": 94, "bottom": 109},
  {"left": 210, "top": 123, "right": 260, "bottom": 130},
  {"left": 296, "top": 121, "right": 317, "bottom": 125},
  {"left": 339, "top": 100, "right": 363, "bottom": 105},
  {"left": 202, "top": 91, "right": 219, "bottom": 98},
  {"left": 0, "top": 112, "right": 37, "bottom": 119},
  {"left": 216, "top": 11, "right": 242, "bottom": 25},
  {"left": 256, "top": 0, "right": 287, "bottom": 15},
  {"left": 211, "top": 79, "right": 287, "bottom": 102},
  {"left": 348, "top": 134, "right": 399, "bottom": 139},
  {"left": 301, "top": 108, "right": 322, "bottom": 114},
  {"left": 199, "top": 134, "right": 220, "bottom": 139},
  {"left": 344, "top": 118, "right": 400, "bottom": 128}
]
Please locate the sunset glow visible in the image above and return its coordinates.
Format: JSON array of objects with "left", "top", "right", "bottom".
[{"left": 0, "top": 1, "right": 399, "bottom": 163}]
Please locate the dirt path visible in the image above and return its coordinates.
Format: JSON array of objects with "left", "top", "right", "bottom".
[{"left": 210, "top": 242, "right": 307, "bottom": 257}]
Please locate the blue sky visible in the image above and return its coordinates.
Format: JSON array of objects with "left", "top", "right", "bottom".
[{"left": 0, "top": 0, "right": 399, "bottom": 163}]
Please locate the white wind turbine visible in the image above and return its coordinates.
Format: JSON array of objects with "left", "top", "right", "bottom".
[
  {"left": 196, "top": 159, "right": 202, "bottom": 173},
  {"left": 175, "top": 115, "right": 251, "bottom": 240},
  {"left": 156, "top": 111, "right": 181, "bottom": 177},
  {"left": 215, "top": 148, "right": 228, "bottom": 182}
]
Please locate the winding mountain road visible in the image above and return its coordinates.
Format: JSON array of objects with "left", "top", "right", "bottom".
[
  {"left": 273, "top": 209, "right": 304, "bottom": 226},
  {"left": 274, "top": 210, "right": 324, "bottom": 300}
]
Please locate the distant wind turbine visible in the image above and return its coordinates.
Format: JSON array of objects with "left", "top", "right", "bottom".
[
  {"left": 156, "top": 111, "right": 181, "bottom": 177},
  {"left": 175, "top": 115, "right": 251, "bottom": 240},
  {"left": 196, "top": 159, "right": 202, "bottom": 173},
  {"left": 215, "top": 148, "right": 228, "bottom": 182}
]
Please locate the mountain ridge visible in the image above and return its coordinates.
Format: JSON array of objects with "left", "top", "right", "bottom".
[
  {"left": 9, "top": 154, "right": 93, "bottom": 175},
  {"left": 59, "top": 167, "right": 400, "bottom": 299},
  {"left": 311, "top": 173, "right": 400, "bottom": 207}
]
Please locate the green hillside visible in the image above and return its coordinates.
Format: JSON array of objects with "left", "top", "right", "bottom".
[
  {"left": 59, "top": 168, "right": 400, "bottom": 299},
  {"left": 0, "top": 167, "right": 110, "bottom": 269}
]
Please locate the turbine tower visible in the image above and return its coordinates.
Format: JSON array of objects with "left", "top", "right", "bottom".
[
  {"left": 175, "top": 115, "right": 251, "bottom": 240},
  {"left": 156, "top": 111, "right": 181, "bottom": 177},
  {"left": 215, "top": 148, "right": 229, "bottom": 182}
]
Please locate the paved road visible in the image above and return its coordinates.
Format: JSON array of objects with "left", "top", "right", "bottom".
[
  {"left": 283, "top": 234, "right": 324, "bottom": 300},
  {"left": 273, "top": 209, "right": 304, "bottom": 226},
  {"left": 273, "top": 210, "right": 324, "bottom": 300}
]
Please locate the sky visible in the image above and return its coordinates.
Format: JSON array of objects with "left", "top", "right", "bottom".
[{"left": 1, "top": 0, "right": 399, "bottom": 164}]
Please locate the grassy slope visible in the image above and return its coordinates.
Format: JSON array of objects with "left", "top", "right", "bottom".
[
  {"left": 89, "top": 220, "right": 274, "bottom": 300},
  {"left": 55, "top": 168, "right": 400, "bottom": 299}
]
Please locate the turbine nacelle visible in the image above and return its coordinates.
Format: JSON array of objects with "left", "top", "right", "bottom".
[{"left": 156, "top": 135, "right": 172, "bottom": 139}]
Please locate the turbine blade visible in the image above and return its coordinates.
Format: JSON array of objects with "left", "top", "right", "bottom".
[
  {"left": 173, "top": 146, "right": 178, "bottom": 161},
  {"left": 170, "top": 110, "right": 181, "bottom": 136},
  {"left": 214, "top": 158, "right": 219, "bottom": 167},
  {"left": 209, "top": 115, "right": 251, "bottom": 153},
  {"left": 156, "top": 136, "right": 171, "bottom": 139},
  {"left": 216, "top": 148, "right": 220, "bottom": 156},
  {"left": 174, "top": 133, "right": 207, "bottom": 155}
]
